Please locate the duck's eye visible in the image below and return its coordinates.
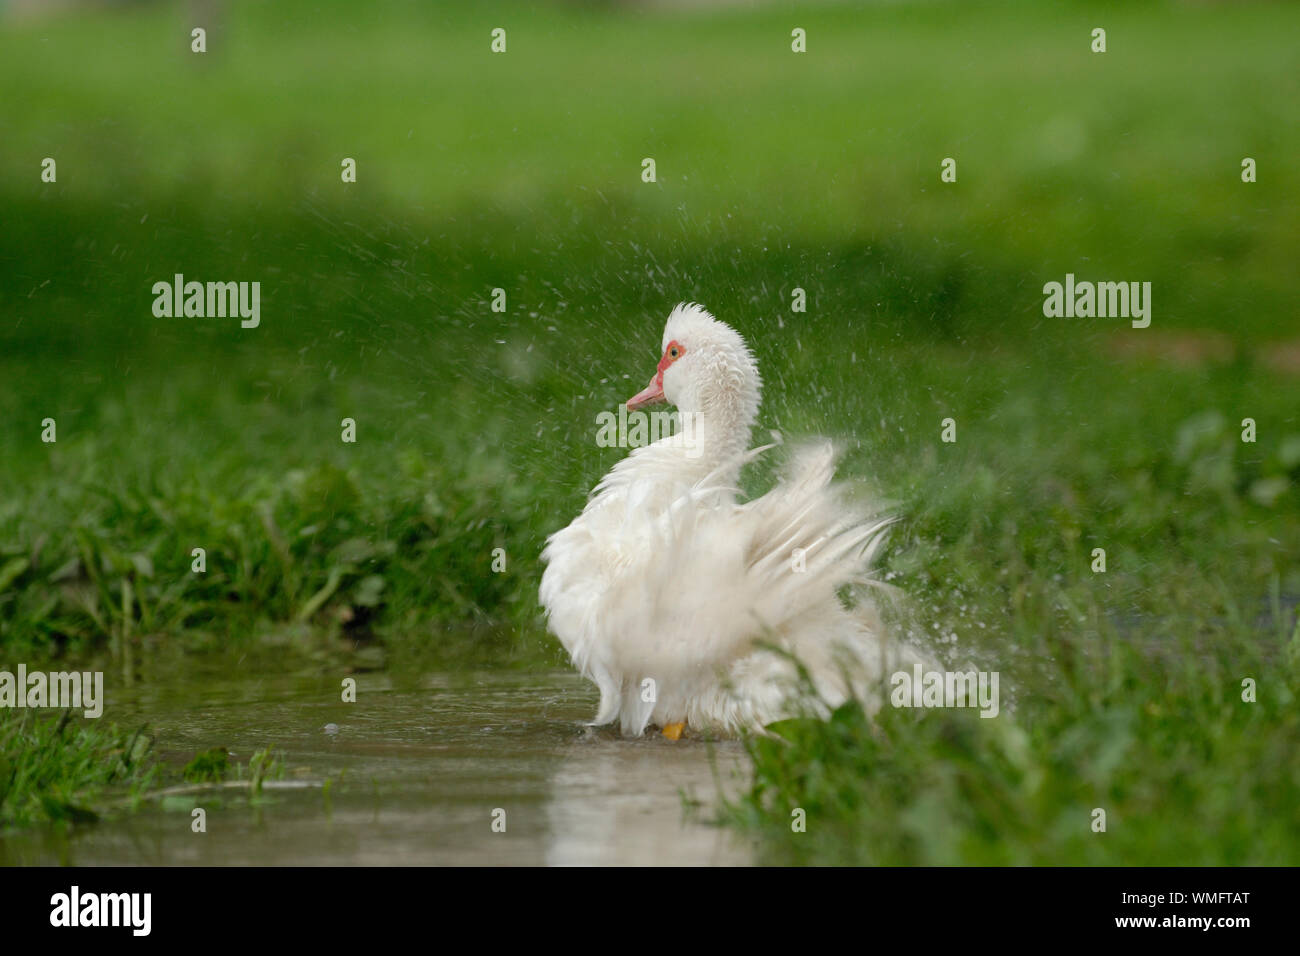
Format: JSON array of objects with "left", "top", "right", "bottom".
[{"left": 669, "top": 346, "right": 680, "bottom": 359}]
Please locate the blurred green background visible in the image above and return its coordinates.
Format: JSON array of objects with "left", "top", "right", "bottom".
[
  {"left": 2, "top": 0, "right": 1296, "bottom": 666},
  {"left": 0, "top": 0, "right": 1298, "bottom": 861}
]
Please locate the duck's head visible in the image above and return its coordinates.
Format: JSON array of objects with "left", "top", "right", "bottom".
[{"left": 626, "top": 303, "right": 761, "bottom": 438}]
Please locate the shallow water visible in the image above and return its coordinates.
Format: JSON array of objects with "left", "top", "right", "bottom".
[{"left": 0, "top": 670, "right": 755, "bottom": 866}]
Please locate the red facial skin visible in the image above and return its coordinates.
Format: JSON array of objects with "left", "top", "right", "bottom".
[{"left": 626, "top": 339, "right": 685, "bottom": 410}]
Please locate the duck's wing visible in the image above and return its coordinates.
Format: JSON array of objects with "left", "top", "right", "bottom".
[
  {"left": 740, "top": 440, "right": 895, "bottom": 629},
  {"left": 601, "top": 441, "right": 895, "bottom": 732},
  {"left": 542, "top": 439, "right": 907, "bottom": 736}
]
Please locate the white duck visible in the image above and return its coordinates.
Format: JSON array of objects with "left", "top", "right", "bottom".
[{"left": 540, "top": 303, "right": 922, "bottom": 738}]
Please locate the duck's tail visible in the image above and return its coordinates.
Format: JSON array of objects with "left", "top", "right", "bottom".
[{"left": 612, "top": 439, "right": 923, "bottom": 735}]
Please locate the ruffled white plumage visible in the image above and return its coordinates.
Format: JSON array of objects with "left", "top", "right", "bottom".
[{"left": 539, "top": 304, "right": 921, "bottom": 736}]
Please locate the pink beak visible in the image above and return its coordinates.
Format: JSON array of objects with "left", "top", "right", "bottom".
[{"left": 626, "top": 374, "right": 666, "bottom": 411}]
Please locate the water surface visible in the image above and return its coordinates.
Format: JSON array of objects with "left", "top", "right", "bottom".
[{"left": 1, "top": 670, "right": 755, "bottom": 866}]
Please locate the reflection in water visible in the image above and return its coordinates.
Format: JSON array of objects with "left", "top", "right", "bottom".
[
  {"left": 545, "top": 733, "right": 751, "bottom": 866},
  {"left": 0, "top": 671, "right": 755, "bottom": 866}
]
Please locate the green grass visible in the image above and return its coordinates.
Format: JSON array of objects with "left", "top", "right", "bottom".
[
  {"left": 0, "top": 0, "right": 1297, "bottom": 859},
  {"left": 2, "top": 0, "right": 1296, "bottom": 331},
  {"left": 727, "top": 602, "right": 1300, "bottom": 865},
  {"left": 0, "top": 708, "right": 292, "bottom": 832},
  {"left": 0, "top": 710, "right": 157, "bottom": 829}
]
